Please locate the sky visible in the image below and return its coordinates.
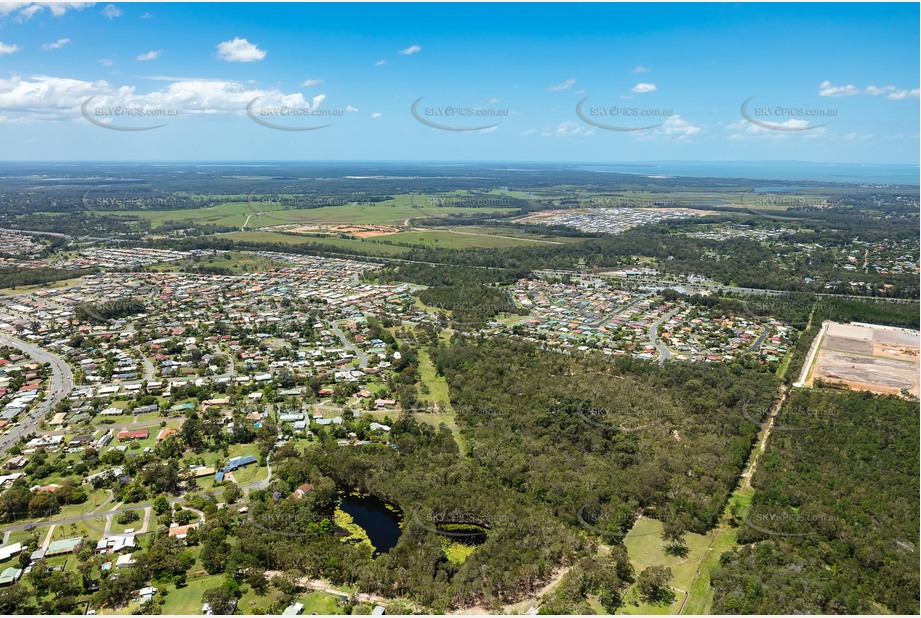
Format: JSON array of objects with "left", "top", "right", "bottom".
[{"left": 0, "top": 1, "right": 918, "bottom": 163}]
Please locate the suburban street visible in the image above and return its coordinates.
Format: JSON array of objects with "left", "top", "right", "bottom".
[{"left": 0, "top": 333, "right": 73, "bottom": 456}]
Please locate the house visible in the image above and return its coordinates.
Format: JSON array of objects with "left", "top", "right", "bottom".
[
  {"left": 96, "top": 535, "right": 135, "bottom": 554},
  {"left": 289, "top": 483, "right": 314, "bottom": 500},
  {"left": 0, "top": 542, "right": 22, "bottom": 562},
  {"left": 282, "top": 602, "right": 304, "bottom": 615},
  {"left": 0, "top": 567, "right": 22, "bottom": 587},
  {"left": 117, "top": 429, "right": 149, "bottom": 442},
  {"left": 156, "top": 427, "right": 178, "bottom": 442},
  {"left": 374, "top": 398, "right": 396, "bottom": 409},
  {"left": 221, "top": 455, "right": 257, "bottom": 472},
  {"left": 115, "top": 552, "right": 136, "bottom": 568},
  {"left": 372, "top": 606, "right": 386, "bottom": 616},
  {"left": 45, "top": 536, "right": 83, "bottom": 557},
  {"left": 4, "top": 455, "right": 27, "bottom": 470},
  {"left": 168, "top": 522, "right": 198, "bottom": 539}
]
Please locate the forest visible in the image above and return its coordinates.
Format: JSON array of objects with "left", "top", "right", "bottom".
[{"left": 711, "top": 389, "right": 920, "bottom": 614}]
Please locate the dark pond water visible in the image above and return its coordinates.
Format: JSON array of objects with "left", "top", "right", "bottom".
[{"left": 339, "top": 493, "right": 402, "bottom": 554}]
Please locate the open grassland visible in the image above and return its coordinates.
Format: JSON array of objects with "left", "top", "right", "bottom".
[
  {"left": 115, "top": 195, "right": 516, "bottom": 229},
  {"left": 617, "top": 517, "right": 712, "bottom": 615}
]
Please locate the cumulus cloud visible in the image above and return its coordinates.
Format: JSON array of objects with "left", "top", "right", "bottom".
[
  {"left": 548, "top": 78, "right": 576, "bottom": 92},
  {"left": 0, "top": 2, "right": 92, "bottom": 22},
  {"left": 521, "top": 128, "right": 536, "bottom": 136},
  {"left": 370, "top": 112, "right": 382, "bottom": 118},
  {"left": 0, "top": 42, "right": 22, "bottom": 57},
  {"left": 346, "top": 105, "right": 358, "bottom": 112},
  {"left": 0, "top": 74, "right": 333, "bottom": 124},
  {"left": 631, "top": 82, "right": 656, "bottom": 93},
  {"left": 101, "top": 4, "right": 122, "bottom": 19},
  {"left": 301, "top": 79, "right": 323, "bottom": 87},
  {"left": 633, "top": 65, "right": 650, "bottom": 73},
  {"left": 41, "top": 38, "right": 71, "bottom": 51},
  {"left": 727, "top": 118, "right": 826, "bottom": 141},
  {"left": 541, "top": 120, "right": 593, "bottom": 137},
  {"left": 216, "top": 37, "right": 266, "bottom": 62},
  {"left": 375, "top": 60, "right": 386, "bottom": 66},
  {"left": 819, "top": 80, "right": 919, "bottom": 100},
  {"left": 136, "top": 50, "right": 161, "bottom": 61},
  {"left": 399, "top": 44, "right": 422, "bottom": 55}
]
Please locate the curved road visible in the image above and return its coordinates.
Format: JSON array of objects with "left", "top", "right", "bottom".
[
  {"left": 0, "top": 334, "right": 73, "bottom": 455},
  {"left": 330, "top": 323, "right": 369, "bottom": 369},
  {"left": 648, "top": 308, "right": 679, "bottom": 365}
]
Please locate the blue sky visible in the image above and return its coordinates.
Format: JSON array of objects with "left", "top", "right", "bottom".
[{"left": 0, "top": 2, "right": 918, "bottom": 163}]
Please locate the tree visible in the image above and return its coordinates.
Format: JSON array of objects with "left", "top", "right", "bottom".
[
  {"left": 153, "top": 495, "right": 170, "bottom": 516},
  {"left": 223, "top": 482, "right": 242, "bottom": 504},
  {"left": 202, "top": 578, "right": 241, "bottom": 615},
  {"left": 636, "top": 566, "right": 674, "bottom": 604},
  {"left": 28, "top": 491, "right": 59, "bottom": 518}
]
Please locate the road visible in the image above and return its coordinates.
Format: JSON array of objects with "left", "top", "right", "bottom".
[
  {"left": 330, "top": 322, "right": 368, "bottom": 369},
  {"left": 648, "top": 308, "right": 679, "bottom": 365},
  {"left": 0, "top": 333, "right": 74, "bottom": 456}
]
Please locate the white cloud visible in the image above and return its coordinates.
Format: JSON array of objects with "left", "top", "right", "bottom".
[
  {"left": 631, "top": 82, "right": 656, "bottom": 93},
  {"left": 101, "top": 4, "right": 122, "bottom": 19},
  {"left": 0, "top": 2, "right": 92, "bottom": 22},
  {"left": 301, "top": 79, "right": 323, "bottom": 87},
  {"left": 521, "top": 128, "right": 536, "bottom": 136},
  {"left": 548, "top": 78, "right": 576, "bottom": 92},
  {"left": 399, "top": 44, "right": 422, "bottom": 55},
  {"left": 370, "top": 112, "right": 382, "bottom": 118},
  {"left": 215, "top": 37, "right": 266, "bottom": 62},
  {"left": 0, "top": 74, "right": 333, "bottom": 123},
  {"left": 0, "top": 42, "right": 22, "bottom": 57},
  {"left": 634, "top": 115, "right": 703, "bottom": 143},
  {"left": 136, "top": 50, "right": 161, "bottom": 61},
  {"left": 41, "top": 38, "right": 71, "bottom": 51},
  {"left": 98, "top": 59, "right": 114, "bottom": 66},
  {"left": 541, "top": 120, "right": 593, "bottom": 137},
  {"left": 140, "top": 12, "right": 152, "bottom": 19},
  {"left": 727, "top": 118, "right": 825, "bottom": 141},
  {"left": 375, "top": 60, "right": 386, "bottom": 66},
  {"left": 633, "top": 65, "right": 650, "bottom": 73},
  {"left": 819, "top": 80, "right": 920, "bottom": 100},
  {"left": 346, "top": 105, "right": 358, "bottom": 112}
]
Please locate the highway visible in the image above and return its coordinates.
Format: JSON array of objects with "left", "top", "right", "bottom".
[{"left": 0, "top": 333, "right": 74, "bottom": 456}]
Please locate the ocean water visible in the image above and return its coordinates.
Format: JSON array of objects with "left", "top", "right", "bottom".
[{"left": 576, "top": 162, "right": 920, "bottom": 186}]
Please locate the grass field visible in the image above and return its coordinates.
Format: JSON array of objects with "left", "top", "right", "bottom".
[
  {"left": 384, "top": 229, "right": 552, "bottom": 249},
  {"left": 617, "top": 517, "right": 711, "bottom": 615},
  {"left": 149, "top": 251, "right": 290, "bottom": 274},
  {"left": 116, "top": 195, "right": 516, "bottom": 229}
]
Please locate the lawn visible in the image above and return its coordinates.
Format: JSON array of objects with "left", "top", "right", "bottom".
[{"left": 299, "top": 590, "right": 345, "bottom": 614}]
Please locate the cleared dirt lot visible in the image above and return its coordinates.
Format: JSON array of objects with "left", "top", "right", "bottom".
[{"left": 807, "top": 322, "right": 920, "bottom": 397}]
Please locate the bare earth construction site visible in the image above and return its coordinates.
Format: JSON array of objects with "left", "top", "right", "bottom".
[{"left": 802, "top": 321, "right": 920, "bottom": 397}]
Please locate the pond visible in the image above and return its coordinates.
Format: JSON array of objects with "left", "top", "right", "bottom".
[{"left": 338, "top": 493, "right": 402, "bottom": 555}]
